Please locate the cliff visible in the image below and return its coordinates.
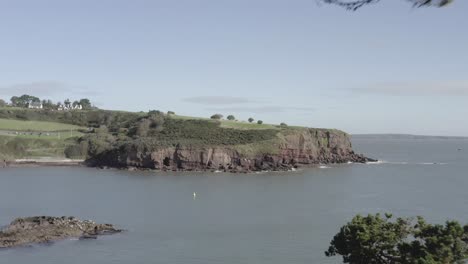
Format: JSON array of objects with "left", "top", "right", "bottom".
[
  {"left": 0, "top": 109, "right": 373, "bottom": 170},
  {"left": 87, "top": 127, "right": 373, "bottom": 172}
]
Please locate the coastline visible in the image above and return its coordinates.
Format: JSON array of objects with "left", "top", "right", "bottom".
[
  {"left": 2, "top": 158, "right": 84, "bottom": 168},
  {"left": 0, "top": 159, "right": 378, "bottom": 172}
]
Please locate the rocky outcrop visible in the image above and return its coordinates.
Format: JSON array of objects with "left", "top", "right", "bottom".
[
  {"left": 0, "top": 216, "right": 122, "bottom": 248},
  {"left": 87, "top": 128, "right": 375, "bottom": 172}
]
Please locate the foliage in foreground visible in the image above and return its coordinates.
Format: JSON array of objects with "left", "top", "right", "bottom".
[
  {"left": 321, "top": 0, "right": 453, "bottom": 10},
  {"left": 326, "top": 213, "right": 468, "bottom": 264}
]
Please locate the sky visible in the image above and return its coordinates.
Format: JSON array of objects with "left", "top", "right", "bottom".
[{"left": 0, "top": 0, "right": 467, "bottom": 136}]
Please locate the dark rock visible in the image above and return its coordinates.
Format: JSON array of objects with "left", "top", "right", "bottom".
[{"left": 0, "top": 216, "right": 122, "bottom": 248}]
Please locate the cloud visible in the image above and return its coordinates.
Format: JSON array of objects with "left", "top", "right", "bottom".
[
  {"left": 188, "top": 95, "right": 315, "bottom": 114},
  {"left": 183, "top": 96, "right": 255, "bottom": 105},
  {"left": 353, "top": 81, "right": 468, "bottom": 96},
  {"left": 0, "top": 81, "right": 98, "bottom": 97},
  {"left": 206, "top": 106, "right": 315, "bottom": 114}
]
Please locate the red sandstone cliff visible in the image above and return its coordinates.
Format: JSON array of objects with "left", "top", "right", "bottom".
[{"left": 87, "top": 128, "right": 373, "bottom": 172}]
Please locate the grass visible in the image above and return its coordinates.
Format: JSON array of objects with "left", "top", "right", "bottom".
[
  {"left": 170, "top": 114, "right": 280, "bottom": 130},
  {"left": 0, "top": 116, "right": 84, "bottom": 159},
  {"left": 233, "top": 137, "right": 282, "bottom": 157},
  {"left": 0, "top": 130, "right": 83, "bottom": 140},
  {"left": 0, "top": 135, "right": 77, "bottom": 159},
  {"left": 219, "top": 120, "right": 279, "bottom": 130},
  {"left": 169, "top": 114, "right": 211, "bottom": 121},
  {"left": 0, "top": 118, "right": 85, "bottom": 132},
  {"left": 142, "top": 119, "right": 279, "bottom": 147}
]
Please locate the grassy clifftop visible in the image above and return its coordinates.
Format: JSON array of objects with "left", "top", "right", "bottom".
[
  {"left": 0, "top": 118, "right": 83, "bottom": 132},
  {"left": 0, "top": 107, "right": 348, "bottom": 162}
]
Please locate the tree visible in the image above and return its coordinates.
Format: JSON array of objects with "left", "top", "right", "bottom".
[
  {"left": 148, "top": 110, "right": 162, "bottom": 116},
  {"left": 227, "top": 115, "right": 236, "bottom": 121},
  {"left": 64, "top": 99, "right": 71, "bottom": 108},
  {"left": 21, "top": 94, "right": 40, "bottom": 103},
  {"left": 42, "top": 99, "right": 55, "bottom": 110},
  {"left": 10, "top": 96, "right": 19, "bottom": 106},
  {"left": 280, "top": 122, "right": 288, "bottom": 127},
  {"left": 0, "top": 98, "right": 6, "bottom": 107},
  {"left": 325, "top": 213, "right": 468, "bottom": 264},
  {"left": 248, "top": 117, "right": 254, "bottom": 123},
  {"left": 211, "top": 114, "right": 223, "bottom": 120},
  {"left": 257, "top": 120, "right": 263, "bottom": 124},
  {"left": 167, "top": 111, "right": 175, "bottom": 115},
  {"left": 79, "top": 98, "right": 92, "bottom": 110},
  {"left": 320, "top": 0, "right": 453, "bottom": 10},
  {"left": 10, "top": 94, "right": 40, "bottom": 107}
]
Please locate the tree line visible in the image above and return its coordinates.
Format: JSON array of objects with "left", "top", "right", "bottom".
[
  {"left": 209, "top": 113, "right": 290, "bottom": 127},
  {"left": 0, "top": 94, "right": 95, "bottom": 110},
  {"left": 210, "top": 114, "right": 266, "bottom": 125}
]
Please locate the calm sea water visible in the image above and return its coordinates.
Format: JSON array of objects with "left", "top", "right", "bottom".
[{"left": 1, "top": 138, "right": 467, "bottom": 264}]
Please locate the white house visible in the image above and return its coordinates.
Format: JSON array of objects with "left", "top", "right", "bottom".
[
  {"left": 27, "top": 102, "right": 43, "bottom": 109},
  {"left": 57, "top": 103, "right": 82, "bottom": 111}
]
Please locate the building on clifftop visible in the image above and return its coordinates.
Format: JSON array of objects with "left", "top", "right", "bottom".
[{"left": 27, "top": 102, "right": 43, "bottom": 109}]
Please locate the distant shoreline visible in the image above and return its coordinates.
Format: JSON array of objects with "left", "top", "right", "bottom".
[
  {"left": 352, "top": 134, "right": 468, "bottom": 140},
  {"left": 2, "top": 158, "right": 84, "bottom": 168}
]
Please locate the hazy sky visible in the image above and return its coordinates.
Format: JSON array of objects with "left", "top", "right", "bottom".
[{"left": 1, "top": 0, "right": 467, "bottom": 136}]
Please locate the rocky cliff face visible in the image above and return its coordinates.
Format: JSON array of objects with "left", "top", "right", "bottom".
[
  {"left": 0, "top": 216, "right": 122, "bottom": 248},
  {"left": 87, "top": 128, "right": 374, "bottom": 172}
]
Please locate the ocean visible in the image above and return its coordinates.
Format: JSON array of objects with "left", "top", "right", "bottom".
[{"left": 1, "top": 137, "right": 467, "bottom": 264}]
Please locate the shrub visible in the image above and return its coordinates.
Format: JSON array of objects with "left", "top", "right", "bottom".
[
  {"left": 280, "top": 122, "right": 287, "bottom": 127},
  {"left": 210, "top": 114, "right": 223, "bottom": 120},
  {"left": 248, "top": 117, "right": 254, "bottom": 123},
  {"left": 64, "top": 145, "right": 83, "bottom": 159},
  {"left": 136, "top": 119, "right": 151, "bottom": 137},
  {"left": 257, "top": 120, "right": 263, "bottom": 124},
  {"left": 83, "top": 133, "right": 116, "bottom": 157},
  {"left": 227, "top": 115, "right": 236, "bottom": 121}
]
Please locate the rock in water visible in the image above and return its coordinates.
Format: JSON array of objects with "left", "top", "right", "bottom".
[{"left": 0, "top": 216, "right": 122, "bottom": 248}]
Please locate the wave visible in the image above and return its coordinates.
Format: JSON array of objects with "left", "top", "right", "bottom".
[
  {"left": 365, "top": 160, "right": 386, "bottom": 164},
  {"left": 365, "top": 160, "right": 447, "bottom": 165}
]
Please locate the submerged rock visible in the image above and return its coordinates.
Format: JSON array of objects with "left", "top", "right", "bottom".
[{"left": 0, "top": 216, "right": 122, "bottom": 248}]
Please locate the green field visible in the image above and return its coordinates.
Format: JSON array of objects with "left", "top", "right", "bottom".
[
  {"left": 0, "top": 118, "right": 85, "bottom": 132},
  {"left": 0, "top": 135, "right": 79, "bottom": 160},
  {"left": 0, "top": 130, "right": 83, "bottom": 140},
  {"left": 169, "top": 114, "right": 211, "bottom": 121},
  {"left": 170, "top": 114, "right": 279, "bottom": 130},
  {"left": 219, "top": 120, "right": 278, "bottom": 130}
]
